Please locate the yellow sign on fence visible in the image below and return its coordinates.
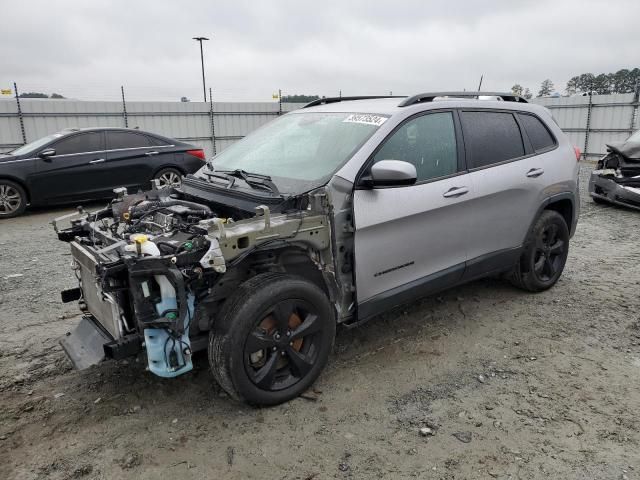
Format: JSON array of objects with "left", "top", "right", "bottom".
[
  {"left": 272, "top": 93, "right": 280, "bottom": 99},
  {"left": 1, "top": 89, "right": 12, "bottom": 96}
]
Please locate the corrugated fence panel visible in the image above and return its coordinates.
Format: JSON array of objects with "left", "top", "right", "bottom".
[
  {"left": 4, "top": 96, "right": 635, "bottom": 159},
  {"left": 0, "top": 99, "right": 23, "bottom": 148},
  {"left": 589, "top": 104, "right": 634, "bottom": 130},
  {"left": 0, "top": 99, "right": 303, "bottom": 154},
  {"left": 532, "top": 93, "right": 639, "bottom": 158}
]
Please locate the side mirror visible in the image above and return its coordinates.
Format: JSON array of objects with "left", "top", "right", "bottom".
[
  {"left": 39, "top": 148, "right": 56, "bottom": 159},
  {"left": 361, "top": 160, "right": 417, "bottom": 188}
]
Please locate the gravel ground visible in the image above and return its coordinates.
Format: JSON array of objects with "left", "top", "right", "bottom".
[{"left": 1, "top": 163, "right": 639, "bottom": 480}]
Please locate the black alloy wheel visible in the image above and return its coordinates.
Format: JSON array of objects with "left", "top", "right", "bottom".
[
  {"left": 509, "top": 210, "right": 570, "bottom": 292},
  {"left": 209, "top": 273, "right": 335, "bottom": 406},
  {"left": 532, "top": 222, "right": 565, "bottom": 282},
  {"left": 244, "top": 299, "right": 323, "bottom": 391}
]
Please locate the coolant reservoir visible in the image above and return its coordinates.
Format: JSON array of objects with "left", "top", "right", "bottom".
[
  {"left": 125, "top": 234, "right": 161, "bottom": 256},
  {"left": 125, "top": 234, "right": 194, "bottom": 377}
]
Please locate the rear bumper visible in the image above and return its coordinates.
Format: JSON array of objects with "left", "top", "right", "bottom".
[{"left": 588, "top": 171, "right": 640, "bottom": 211}]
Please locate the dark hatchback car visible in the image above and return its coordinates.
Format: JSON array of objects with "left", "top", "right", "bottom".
[{"left": 0, "top": 127, "right": 206, "bottom": 218}]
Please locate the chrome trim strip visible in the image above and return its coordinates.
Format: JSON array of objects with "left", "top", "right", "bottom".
[{"left": 0, "top": 144, "right": 176, "bottom": 163}]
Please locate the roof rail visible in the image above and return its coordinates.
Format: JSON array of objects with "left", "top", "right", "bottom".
[
  {"left": 303, "top": 95, "right": 405, "bottom": 108},
  {"left": 398, "top": 92, "right": 528, "bottom": 107}
]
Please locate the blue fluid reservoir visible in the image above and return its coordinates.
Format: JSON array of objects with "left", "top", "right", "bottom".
[{"left": 144, "top": 294, "right": 195, "bottom": 378}]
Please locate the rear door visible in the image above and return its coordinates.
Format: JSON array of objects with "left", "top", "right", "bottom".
[
  {"left": 353, "top": 110, "right": 475, "bottom": 314},
  {"left": 31, "top": 131, "right": 107, "bottom": 203},
  {"left": 460, "top": 109, "right": 551, "bottom": 278},
  {"left": 105, "top": 131, "right": 161, "bottom": 191}
]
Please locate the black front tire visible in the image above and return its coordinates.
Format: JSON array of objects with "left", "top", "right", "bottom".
[
  {"left": 209, "top": 273, "right": 336, "bottom": 406},
  {"left": 0, "top": 180, "right": 27, "bottom": 218},
  {"left": 510, "top": 210, "right": 569, "bottom": 292},
  {"left": 592, "top": 196, "right": 608, "bottom": 205}
]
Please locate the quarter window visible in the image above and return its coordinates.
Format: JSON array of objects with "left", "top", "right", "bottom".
[
  {"left": 53, "top": 132, "right": 104, "bottom": 155},
  {"left": 460, "top": 111, "right": 525, "bottom": 168},
  {"left": 106, "top": 131, "right": 152, "bottom": 149},
  {"left": 373, "top": 112, "right": 458, "bottom": 182},
  {"left": 519, "top": 113, "right": 555, "bottom": 152}
]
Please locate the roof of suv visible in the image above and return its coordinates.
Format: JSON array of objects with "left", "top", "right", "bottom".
[{"left": 295, "top": 93, "right": 549, "bottom": 117}]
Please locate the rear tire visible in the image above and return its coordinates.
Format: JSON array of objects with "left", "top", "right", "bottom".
[
  {"left": 0, "top": 180, "right": 27, "bottom": 218},
  {"left": 153, "top": 168, "right": 183, "bottom": 189},
  {"left": 592, "top": 196, "right": 608, "bottom": 205},
  {"left": 209, "top": 273, "right": 336, "bottom": 406},
  {"left": 509, "top": 210, "right": 569, "bottom": 292}
]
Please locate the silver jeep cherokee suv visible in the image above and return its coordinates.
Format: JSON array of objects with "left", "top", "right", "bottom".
[{"left": 54, "top": 92, "right": 580, "bottom": 405}]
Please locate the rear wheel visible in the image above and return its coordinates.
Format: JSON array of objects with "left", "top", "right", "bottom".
[
  {"left": 209, "top": 273, "right": 335, "bottom": 406},
  {"left": 153, "top": 168, "right": 183, "bottom": 189},
  {"left": 510, "top": 210, "right": 569, "bottom": 292},
  {"left": 592, "top": 196, "right": 608, "bottom": 205},
  {"left": 0, "top": 180, "right": 27, "bottom": 218}
]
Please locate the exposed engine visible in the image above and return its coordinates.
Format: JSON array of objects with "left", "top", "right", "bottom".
[{"left": 53, "top": 184, "right": 332, "bottom": 378}]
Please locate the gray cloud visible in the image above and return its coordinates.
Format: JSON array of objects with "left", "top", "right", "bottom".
[{"left": 1, "top": 0, "right": 638, "bottom": 102}]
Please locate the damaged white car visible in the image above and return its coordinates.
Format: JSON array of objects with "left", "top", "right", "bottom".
[
  {"left": 54, "top": 93, "right": 580, "bottom": 405},
  {"left": 589, "top": 129, "right": 640, "bottom": 210}
]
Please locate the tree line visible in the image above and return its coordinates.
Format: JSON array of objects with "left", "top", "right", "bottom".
[
  {"left": 513, "top": 67, "right": 640, "bottom": 98},
  {"left": 18, "top": 92, "right": 65, "bottom": 99}
]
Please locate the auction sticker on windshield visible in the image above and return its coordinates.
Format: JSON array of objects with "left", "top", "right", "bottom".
[{"left": 343, "top": 114, "right": 387, "bottom": 126}]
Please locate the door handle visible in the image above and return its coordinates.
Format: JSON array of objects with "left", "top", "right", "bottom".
[
  {"left": 145, "top": 151, "right": 159, "bottom": 156},
  {"left": 89, "top": 158, "right": 105, "bottom": 164},
  {"left": 443, "top": 186, "right": 469, "bottom": 198},
  {"left": 526, "top": 168, "right": 544, "bottom": 178}
]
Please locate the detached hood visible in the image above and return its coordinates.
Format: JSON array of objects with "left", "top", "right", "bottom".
[{"left": 606, "top": 141, "right": 640, "bottom": 161}]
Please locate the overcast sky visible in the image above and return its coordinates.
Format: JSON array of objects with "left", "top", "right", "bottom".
[{"left": 1, "top": 0, "right": 638, "bottom": 102}]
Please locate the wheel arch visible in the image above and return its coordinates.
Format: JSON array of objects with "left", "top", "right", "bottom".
[
  {"left": 232, "top": 245, "right": 331, "bottom": 298},
  {"left": 544, "top": 197, "right": 574, "bottom": 235},
  {"left": 524, "top": 193, "right": 576, "bottom": 244}
]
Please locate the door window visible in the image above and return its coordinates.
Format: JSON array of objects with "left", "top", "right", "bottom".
[
  {"left": 52, "top": 132, "right": 104, "bottom": 155},
  {"left": 518, "top": 113, "right": 556, "bottom": 152},
  {"left": 459, "top": 111, "right": 525, "bottom": 168},
  {"left": 106, "top": 131, "right": 153, "bottom": 149},
  {"left": 373, "top": 112, "right": 458, "bottom": 182}
]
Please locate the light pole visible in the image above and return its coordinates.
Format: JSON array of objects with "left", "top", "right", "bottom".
[{"left": 193, "top": 36, "right": 209, "bottom": 102}]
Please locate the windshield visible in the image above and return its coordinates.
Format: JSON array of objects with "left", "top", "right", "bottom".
[
  {"left": 11, "top": 132, "right": 65, "bottom": 156},
  {"left": 628, "top": 130, "right": 640, "bottom": 142},
  {"left": 200, "top": 112, "right": 386, "bottom": 192}
]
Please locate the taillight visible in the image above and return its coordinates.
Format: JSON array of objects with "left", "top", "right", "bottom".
[
  {"left": 574, "top": 146, "right": 581, "bottom": 161},
  {"left": 187, "top": 149, "right": 206, "bottom": 161}
]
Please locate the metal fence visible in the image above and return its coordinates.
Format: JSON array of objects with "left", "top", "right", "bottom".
[
  {"left": 0, "top": 89, "right": 304, "bottom": 157},
  {"left": 2, "top": 89, "right": 638, "bottom": 161},
  {"left": 532, "top": 91, "right": 640, "bottom": 160}
]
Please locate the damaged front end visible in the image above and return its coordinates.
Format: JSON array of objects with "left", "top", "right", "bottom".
[
  {"left": 589, "top": 141, "right": 640, "bottom": 210},
  {"left": 53, "top": 182, "right": 337, "bottom": 378}
]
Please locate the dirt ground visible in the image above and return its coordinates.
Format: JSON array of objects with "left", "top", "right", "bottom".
[{"left": 1, "top": 163, "right": 639, "bottom": 480}]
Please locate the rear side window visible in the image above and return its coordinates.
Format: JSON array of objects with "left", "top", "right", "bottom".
[
  {"left": 460, "top": 111, "right": 524, "bottom": 168},
  {"left": 53, "top": 132, "right": 104, "bottom": 155},
  {"left": 518, "top": 113, "right": 556, "bottom": 152},
  {"left": 373, "top": 112, "right": 458, "bottom": 182},
  {"left": 107, "top": 131, "right": 152, "bottom": 149}
]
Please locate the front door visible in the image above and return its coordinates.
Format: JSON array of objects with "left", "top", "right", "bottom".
[
  {"left": 31, "top": 131, "right": 108, "bottom": 204},
  {"left": 353, "top": 111, "right": 474, "bottom": 316}
]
